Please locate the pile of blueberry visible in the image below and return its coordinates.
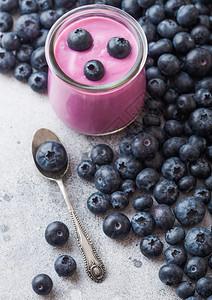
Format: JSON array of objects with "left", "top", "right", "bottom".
[{"left": 32, "top": 220, "right": 77, "bottom": 295}]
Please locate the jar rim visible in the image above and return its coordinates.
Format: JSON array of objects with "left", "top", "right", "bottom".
[{"left": 45, "top": 4, "right": 147, "bottom": 91}]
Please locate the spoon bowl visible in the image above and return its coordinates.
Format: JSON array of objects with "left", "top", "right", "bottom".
[{"left": 32, "top": 128, "right": 106, "bottom": 283}]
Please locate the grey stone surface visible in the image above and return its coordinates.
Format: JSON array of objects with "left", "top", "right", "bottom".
[{"left": 0, "top": 74, "right": 211, "bottom": 300}]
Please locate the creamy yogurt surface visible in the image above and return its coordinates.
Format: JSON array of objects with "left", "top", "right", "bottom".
[{"left": 54, "top": 16, "right": 139, "bottom": 85}]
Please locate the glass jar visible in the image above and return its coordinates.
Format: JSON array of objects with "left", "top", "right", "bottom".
[{"left": 45, "top": 4, "right": 147, "bottom": 135}]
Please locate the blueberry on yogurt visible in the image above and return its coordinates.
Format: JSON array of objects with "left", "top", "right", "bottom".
[{"left": 107, "top": 37, "right": 131, "bottom": 59}]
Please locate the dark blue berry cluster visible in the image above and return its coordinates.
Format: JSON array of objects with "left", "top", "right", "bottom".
[{"left": 32, "top": 220, "right": 77, "bottom": 295}]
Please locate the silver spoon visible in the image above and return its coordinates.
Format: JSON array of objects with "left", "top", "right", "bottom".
[{"left": 32, "top": 128, "right": 106, "bottom": 283}]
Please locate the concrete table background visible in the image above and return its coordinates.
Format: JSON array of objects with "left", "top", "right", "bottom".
[{"left": 0, "top": 72, "right": 211, "bottom": 300}]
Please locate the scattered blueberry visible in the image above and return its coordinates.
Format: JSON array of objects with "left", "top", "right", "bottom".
[
  {"left": 194, "top": 88, "right": 212, "bottom": 108},
  {"left": 147, "top": 78, "right": 167, "bottom": 98},
  {"left": 185, "top": 48, "right": 212, "bottom": 77},
  {"left": 162, "top": 137, "right": 186, "bottom": 158},
  {"left": 2, "top": 32, "right": 20, "bottom": 51},
  {"left": 189, "top": 158, "right": 211, "bottom": 179},
  {"left": 32, "top": 274, "right": 53, "bottom": 295},
  {"left": 126, "top": 121, "right": 143, "bottom": 136},
  {"left": 0, "top": 12, "right": 13, "bottom": 32},
  {"left": 45, "top": 221, "right": 69, "bottom": 246},
  {"left": 91, "top": 144, "right": 114, "bottom": 166},
  {"left": 146, "top": 4, "right": 165, "bottom": 25},
  {"left": 67, "top": 28, "right": 92, "bottom": 51},
  {"left": 16, "top": 44, "right": 34, "bottom": 63},
  {"left": 148, "top": 38, "right": 173, "bottom": 58},
  {"left": 161, "top": 157, "right": 187, "bottom": 182},
  {"left": 176, "top": 5, "right": 199, "bottom": 28},
  {"left": 178, "top": 176, "right": 197, "bottom": 193},
  {"left": 131, "top": 212, "right": 155, "bottom": 237},
  {"left": 14, "top": 63, "right": 32, "bottom": 82},
  {"left": 94, "top": 165, "right": 121, "bottom": 194},
  {"left": 54, "top": 255, "right": 77, "bottom": 277},
  {"left": 205, "top": 176, "right": 212, "bottom": 191},
  {"left": 184, "top": 256, "right": 207, "bottom": 280},
  {"left": 179, "top": 143, "right": 200, "bottom": 163},
  {"left": 140, "top": 234, "right": 163, "bottom": 258},
  {"left": 35, "top": 141, "right": 67, "bottom": 173},
  {"left": 163, "top": 120, "right": 183, "bottom": 137},
  {"left": 0, "top": 0, "right": 19, "bottom": 13},
  {"left": 153, "top": 179, "right": 179, "bottom": 206},
  {"left": 77, "top": 160, "right": 96, "bottom": 180},
  {"left": 0, "top": 47, "right": 16, "bottom": 73},
  {"left": 173, "top": 32, "right": 195, "bottom": 54},
  {"left": 136, "top": 168, "right": 159, "bottom": 192},
  {"left": 102, "top": 212, "right": 131, "bottom": 239},
  {"left": 119, "top": 135, "right": 134, "bottom": 156},
  {"left": 114, "top": 154, "right": 142, "bottom": 180},
  {"left": 28, "top": 71, "right": 47, "bottom": 93},
  {"left": 132, "top": 194, "right": 153, "bottom": 212},
  {"left": 164, "top": 245, "right": 187, "bottom": 267},
  {"left": 193, "top": 186, "right": 211, "bottom": 204},
  {"left": 132, "top": 132, "right": 159, "bottom": 160},
  {"left": 120, "top": 179, "right": 136, "bottom": 195},
  {"left": 87, "top": 192, "right": 111, "bottom": 214},
  {"left": 15, "top": 13, "right": 40, "bottom": 40},
  {"left": 20, "top": 0, "right": 38, "bottom": 14},
  {"left": 158, "top": 263, "right": 183, "bottom": 286},
  {"left": 152, "top": 204, "right": 175, "bottom": 230},
  {"left": 176, "top": 281, "right": 195, "bottom": 300},
  {"left": 110, "top": 191, "right": 129, "bottom": 210},
  {"left": 195, "top": 277, "right": 212, "bottom": 298},
  {"left": 176, "top": 94, "right": 196, "bottom": 115},
  {"left": 157, "top": 19, "right": 179, "bottom": 39},
  {"left": 165, "top": 226, "right": 185, "bottom": 245}
]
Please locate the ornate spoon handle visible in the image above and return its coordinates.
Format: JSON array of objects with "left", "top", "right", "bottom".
[{"left": 57, "top": 179, "right": 106, "bottom": 283}]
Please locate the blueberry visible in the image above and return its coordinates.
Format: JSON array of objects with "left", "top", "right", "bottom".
[
  {"left": 35, "top": 141, "right": 67, "bottom": 173},
  {"left": 194, "top": 186, "right": 211, "bottom": 204},
  {"left": 110, "top": 191, "right": 129, "bottom": 210},
  {"left": 163, "top": 120, "right": 183, "bottom": 137},
  {"left": 28, "top": 71, "right": 47, "bottom": 93},
  {"left": 16, "top": 44, "right": 33, "bottom": 63},
  {"left": 164, "top": 0, "right": 185, "bottom": 18},
  {"left": 188, "top": 135, "right": 207, "bottom": 154},
  {"left": 77, "top": 160, "right": 96, "bottom": 180},
  {"left": 36, "top": 0, "right": 53, "bottom": 10},
  {"left": 132, "top": 132, "right": 159, "bottom": 160},
  {"left": 140, "top": 234, "right": 163, "bottom": 258},
  {"left": 107, "top": 37, "right": 131, "bottom": 59},
  {"left": 15, "top": 13, "right": 40, "bottom": 40},
  {"left": 139, "top": 23, "right": 157, "bottom": 43},
  {"left": 146, "top": 5, "right": 165, "bottom": 25},
  {"left": 198, "top": 15, "right": 211, "bottom": 28},
  {"left": 184, "top": 256, "right": 207, "bottom": 280},
  {"left": 176, "top": 94, "right": 196, "bottom": 115},
  {"left": 146, "top": 67, "right": 165, "bottom": 81},
  {"left": 30, "top": 47, "right": 47, "bottom": 72},
  {"left": 39, "top": 9, "right": 59, "bottom": 30},
  {"left": 195, "top": 2, "right": 210, "bottom": 15},
  {"left": 136, "top": 168, "right": 159, "bottom": 192},
  {"left": 162, "top": 137, "right": 186, "bottom": 158},
  {"left": 32, "top": 29, "right": 49, "bottom": 49},
  {"left": 184, "top": 227, "right": 212, "bottom": 257},
  {"left": 0, "top": 48, "right": 16, "bottom": 73},
  {"left": 185, "top": 297, "right": 201, "bottom": 300},
  {"left": 67, "top": 28, "right": 92, "bottom": 52},
  {"left": 55, "top": 7, "right": 68, "bottom": 18},
  {"left": 194, "top": 88, "right": 212, "bottom": 108},
  {"left": 0, "top": 12, "right": 13, "bottom": 32},
  {"left": 87, "top": 192, "right": 110, "bottom": 214},
  {"left": 178, "top": 176, "right": 197, "bottom": 193},
  {"left": 142, "top": 113, "right": 161, "bottom": 127},
  {"left": 165, "top": 226, "right": 185, "bottom": 245},
  {"left": 163, "top": 89, "right": 179, "bottom": 104},
  {"left": 102, "top": 212, "right": 131, "bottom": 239},
  {"left": 54, "top": 0, "right": 76, "bottom": 8},
  {"left": 208, "top": 255, "right": 212, "bottom": 269},
  {"left": 144, "top": 98, "right": 164, "bottom": 116},
  {"left": 206, "top": 146, "right": 212, "bottom": 162},
  {"left": 153, "top": 204, "right": 175, "bottom": 230},
  {"left": 114, "top": 154, "right": 142, "bottom": 180},
  {"left": 45, "top": 221, "right": 69, "bottom": 246},
  {"left": 145, "top": 126, "right": 167, "bottom": 147},
  {"left": 121, "top": 0, "right": 142, "bottom": 19},
  {"left": 147, "top": 78, "right": 167, "bottom": 98},
  {"left": 185, "top": 48, "right": 212, "bottom": 77},
  {"left": 176, "top": 5, "right": 199, "bottom": 28},
  {"left": 137, "top": 0, "right": 155, "bottom": 9},
  {"left": 195, "top": 277, "right": 212, "bottom": 298},
  {"left": 32, "top": 274, "right": 53, "bottom": 295},
  {"left": 205, "top": 176, "right": 212, "bottom": 191},
  {"left": 179, "top": 143, "right": 200, "bottom": 163},
  {"left": 131, "top": 212, "right": 155, "bottom": 237},
  {"left": 54, "top": 255, "right": 77, "bottom": 277},
  {"left": 91, "top": 144, "right": 114, "bottom": 166},
  {"left": 14, "top": 63, "right": 32, "bottom": 82},
  {"left": 176, "top": 281, "right": 195, "bottom": 300},
  {"left": 158, "top": 263, "right": 183, "bottom": 286},
  {"left": 126, "top": 121, "right": 143, "bottom": 136},
  {"left": 157, "top": 19, "right": 179, "bottom": 39},
  {"left": 148, "top": 38, "right": 173, "bottom": 58},
  {"left": 175, "top": 196, "right": 206, "bottom": 227},
  {"left": 191, "top": 25, "right": 210, "bottom": 45},
  {"left": 184, "top": 121, "right": 193, "bottom": 137},
  {"left": 144, "top": 151, "right": 164, "bottom": 171},
  {"left": 120, "top": 179, "right": 136, "bottom": 195},
  {"left": 164, "top": 245, "right": 187, "bottom": 267},
  {"left": 163, "top": 104, "right": 182, "bottom": 121},
  {"left": 20, "top": 0, "right": 38, "bottom": 14},
  {"left": 119, "top": 135, "right": 134, "bottom": 156},
  {"left": 195, "top": 76, "right": 212, "bottom": 92},
  {"left": 161, "top": 157, "right": 187, "bottom": 182},
  {"left": 189, "top": 158, "right": 211, "bottom": 179},
  {"left": 132, "top": 194, "right": 153, "bottom": 212},
  {"left": 84, "top": 59, "right": 104, "bottom": 81},
  {"left": 153, "top": 179, "right": 179, "bottom": 206},
  {"left": 0, "top": 0, "right": 19, "bottom": 13},
  {"left": 94, "top": 165, "right": 121, "bottom": 194},
  {"left": 173, "top": 32, "right": 195, "bottom": 54},
  {"left": 169, "top": 71, "right": 194, "bottom": 94}
]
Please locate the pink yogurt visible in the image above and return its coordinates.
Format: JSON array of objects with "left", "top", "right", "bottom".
[{"left": 45, "top": 5, "right": 148, "bottom": 135}]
